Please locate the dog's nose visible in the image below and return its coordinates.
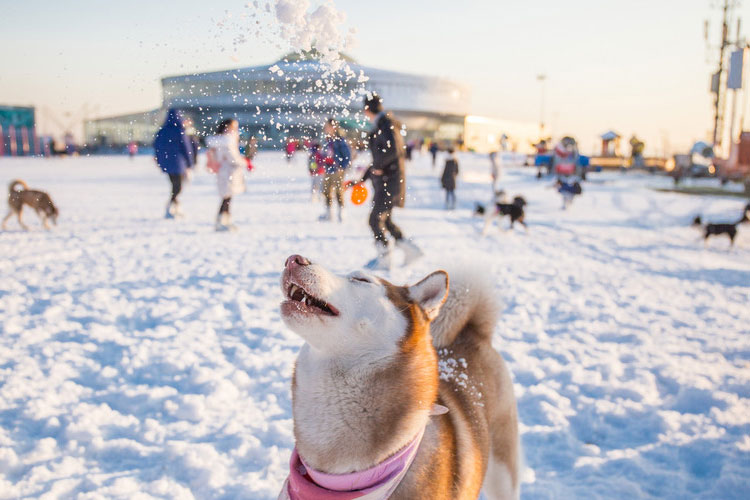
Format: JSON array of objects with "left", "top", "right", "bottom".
[{"left": 285, "top": 254, "right": 310, "bottom": 269}]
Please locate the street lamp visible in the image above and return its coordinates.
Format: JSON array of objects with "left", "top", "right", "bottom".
[{"left": 537, "top": 74, "right": 547, "bottom": 139}]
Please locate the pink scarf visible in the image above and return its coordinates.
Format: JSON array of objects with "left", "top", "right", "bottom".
[{"left": 278, "top": 428, "right": 425, "bottom": 500}]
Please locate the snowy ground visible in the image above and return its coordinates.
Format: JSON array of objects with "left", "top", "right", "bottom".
[{"left": 1, "top": 151, "right": 749, "bottom": 499}]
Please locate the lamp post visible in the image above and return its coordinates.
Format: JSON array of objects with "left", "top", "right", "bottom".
[{"left": 537, "top": 74, "right": 547, "bottom": 139}]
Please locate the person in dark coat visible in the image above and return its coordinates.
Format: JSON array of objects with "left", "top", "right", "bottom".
[
  {"left": 153, "top": 109, "right": 196, "bottom": 218},
  {"left": 356, "top": 92, "right": 422, "bottom": 270},
  {"left": 441, "top": 148, "right": 459, "bottom": 209},
  {"left": 429, "top": 141, "right": 439, "bottom": 168}
]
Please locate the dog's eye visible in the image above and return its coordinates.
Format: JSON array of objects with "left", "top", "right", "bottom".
[{"left": 350, "top": 276, "right": 371, "bottom": 283}]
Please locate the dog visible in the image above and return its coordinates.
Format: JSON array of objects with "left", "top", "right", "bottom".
[
  {"left": 3, "top": 179, "right": 59, "bottom": 231},
  {"left": 555, "top": 179, "right": 582, "bottom": 209},
  {"left": 692, "top": 206, "right": 749, "bottom": 246},
  {"left": 278, "top": 255, "right": 519, "bottom": 500},
  {"left": 475, "top": 193, "right": 527, "bottom": 235}
]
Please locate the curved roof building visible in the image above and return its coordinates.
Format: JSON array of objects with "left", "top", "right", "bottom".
[{"left": 160, "top": 55, "right": 471, "bottom": 144}]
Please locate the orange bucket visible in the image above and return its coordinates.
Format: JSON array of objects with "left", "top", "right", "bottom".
[{"left": 350, "top": 183, "right": 368, "bottom": 205}]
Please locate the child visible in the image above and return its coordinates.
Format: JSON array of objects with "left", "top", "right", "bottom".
[
  {"left": 319, "top": 118, "right": 351, "bottom": 222},
  {"left": 441, "top": 148, "right": 459, "bottom": 209},
  {"left": 308, "top": 142, "right": 325, "bottom": 202},
  {"left": 206, "top": 119, "right": 245, "bottom": 231}
]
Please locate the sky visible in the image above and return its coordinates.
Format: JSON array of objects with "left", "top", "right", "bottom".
[{"left": 2, "top": 0, "right": 749, "bottom": 154}]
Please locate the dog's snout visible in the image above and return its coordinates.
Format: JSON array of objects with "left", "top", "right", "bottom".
[{"left": 285, "top": 254, "right": 311, "bottom": 269}]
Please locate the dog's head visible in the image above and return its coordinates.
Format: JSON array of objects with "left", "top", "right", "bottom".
[
  {"left": 692, "top": 215, "right": 703, "bottom": 227},
  {"left": 512, "top": 196, "right": 527, "bottom": 207},
  {"left": 280, "top": 255, "right": 448, "bottom": 357},
  {"left": 44, "top": 201, "right": 59, "bottom": 225},
  {"left": 741, "top": 203, "right": 750, "bottom": 223},
  {"left": 493, "top": 190, "right": 507, "bottom": 203}
]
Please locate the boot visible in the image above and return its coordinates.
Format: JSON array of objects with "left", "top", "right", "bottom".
[
  {"left": 397, "top": 239, "right": 423, "bottom": 265},
  {"left": 215, "top": 212, "right": 237, "bottom": 232},
  {"left": 165, "top": 201, "right": 176, "bottom": 219},
  {"left": 318, "top": 206, "right": 332, "bottom": 221},
  {"left": 365, "top": 241, "right": 392, "bottom": 270}
]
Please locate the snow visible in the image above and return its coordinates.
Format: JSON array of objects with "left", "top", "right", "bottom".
[{"left": 1, "top": 152, "right": 749, "bottom": 499}]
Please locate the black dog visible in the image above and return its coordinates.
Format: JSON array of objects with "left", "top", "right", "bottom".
[
  {"left": 476, "top": 196, "right": 527, "bottom": 234},
  {"left": 692, "top": 206, "right": 749, "bottom": 246}
]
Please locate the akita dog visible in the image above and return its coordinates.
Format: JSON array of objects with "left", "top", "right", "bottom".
[{"left": 278, "top": 255, "right": 519, "bottom": 499}]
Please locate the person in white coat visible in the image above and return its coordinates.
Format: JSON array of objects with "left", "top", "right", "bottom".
[{"left": 206, "top": 119, "right": 246, "bottom": 231}]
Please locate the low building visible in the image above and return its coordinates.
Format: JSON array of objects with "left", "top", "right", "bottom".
[
  {"left": 0, "top": 105, "right": 37, "bottom": 156},
  {"left": 84, "top": 109, "right": 164, "bottom": 150},
  {"left": 463, "top": 115, "right": 539, "bottom": 154}
]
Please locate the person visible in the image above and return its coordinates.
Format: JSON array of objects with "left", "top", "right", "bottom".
[
  {"left": 405, "top": 140, "right": 414, "bottom": 161},
  {"left": 127, "top": 140, "right": 138, "bottom": 159},
  {"left": 285, "top": 138, "right": 297, "bottom": 162},
  {"left": 489, "top": 150, "right": 499, "bottom": 189},
  {"left": 630, "top": 135, "right": 645, "bottom": 169},
  {"left": 244, "top": 136, "right": 258, "bottom": 171},
  {"left": 441, "top": 148, "right": 459, "bottom": 209},
  {"left": 307, "top": 142, "right": 325, "bottom": 201},
  {"left": 184, "top": 118, "right": 200, "bottom": 166},
  {"left": 206, "top": 119, "right": 246, "bottom": 231},
  {"left": 319, "top": 118, "right": 351, "bottom": 222},
  {"left": 153, "top": 109, "right": 196, "bottom": 219},
  {"left": 429, "top": 140, "right": 439, "bottom": 169},
  {"left": 355, "top": 92, "right": 422, "bottom": 269}
]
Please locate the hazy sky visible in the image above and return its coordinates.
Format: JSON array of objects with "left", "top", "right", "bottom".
[{"left": 2, "top": 0, "right": 749, "bottom": 153}]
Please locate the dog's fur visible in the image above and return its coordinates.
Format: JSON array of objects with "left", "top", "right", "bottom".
[
  {"left": 3, "top": 179, "right": 59, "bottom": 231},
  {"left": 279, "top": 256, "right": 519, "bottom": 499},
  {"left": 475, "top": 192, "right": 527, "bottom": 235},
  {"left": 692, "top": 206, "right": 749, "bottom": 246}
]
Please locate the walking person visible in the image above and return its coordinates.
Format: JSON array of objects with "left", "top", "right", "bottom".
[
  {"left": 127, "top": 140, "right": 138, "bottom": 159},
  {"left": 153, "top": 109, "right": 196, "bottom": 219},
  {"left": 441, "top": 147, "right": 459, "bottom": 209},
  {"left": 319, "top": 118, "right": 351, "bottom": 222},
  {"left": 429, "top": 140, "right": 439, "bottom": 169},
  {"left": 307, "top": 142, "right": 325, "bottom": 201},
  {"left": 354, "top": 92, "right": 422, "bottom": 270},
  {"left": 244, "top": 136, "right": 258, "bottom": 171},
  {"left": 206, "top": 119, "right": 246, "bottom": 231},
  {"left": 489, "top": 150, "right": 499, "bottom": 190}
]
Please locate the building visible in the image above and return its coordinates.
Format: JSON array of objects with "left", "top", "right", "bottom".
[
  {"left": 85, "top": 53, "right": 471, "bottom": 148},
  {"left": 0, "top": 105, "right": 37, "bottom": 156},
  {"left": 463, "top": 115, "right": 540, "bottom": 154},
  {"left": 84, "top": 109, "right": 164, "bottom": 150}
]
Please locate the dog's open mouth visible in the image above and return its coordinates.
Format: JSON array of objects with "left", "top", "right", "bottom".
[{"left": 286, "top": 283, "right": 339, "bottom": 316}]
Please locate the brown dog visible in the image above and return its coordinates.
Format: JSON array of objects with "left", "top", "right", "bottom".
[
  {"left": 278, "top": 255, "right": 519, "bottom": 499},
  {"left": 3, "top": 179, "right": 59, "bottom": 231}
]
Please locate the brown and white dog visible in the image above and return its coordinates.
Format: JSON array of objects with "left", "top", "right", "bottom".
[
  {"left": 278, "top": 255, "right": 519, "bottom": 499},
  {"left": 3, "top": 179, "right": 59, "bottom": 231}
]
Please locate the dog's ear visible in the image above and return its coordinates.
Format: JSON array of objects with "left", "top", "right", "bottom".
[{"left": 408, "top": 270, "right": 449, "bottom": 321}]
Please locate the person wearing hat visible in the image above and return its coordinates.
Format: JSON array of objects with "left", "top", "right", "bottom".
[{"left": 356, "top": 92, "right": 422, "bottom": 269}]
